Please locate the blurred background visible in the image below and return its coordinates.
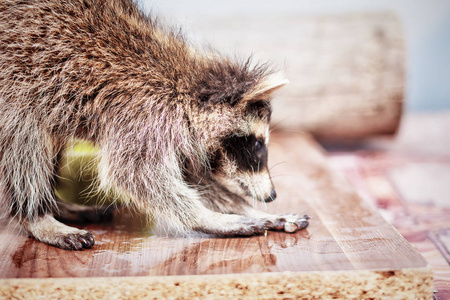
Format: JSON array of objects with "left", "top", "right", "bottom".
[{"left": 138, "top": 0, "right": 450, "bottom": 112}]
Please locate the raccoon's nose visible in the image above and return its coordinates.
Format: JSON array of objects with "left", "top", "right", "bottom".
[{"left": 264, "top": 189, "right": 277, "bottom": 203}]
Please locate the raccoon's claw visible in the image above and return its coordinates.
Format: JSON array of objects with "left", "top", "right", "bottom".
[
  {"left": 61, "top": 232, "right": 95, "bottom": 250},
  {"left": 267, "top": 214, "right": 310, "bottom": 233},
  {"left": 79, "top": 232, "right": 95, "bottom": 248}
]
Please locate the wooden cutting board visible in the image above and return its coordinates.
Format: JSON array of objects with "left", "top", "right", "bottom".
[{"left": 0, "top": 133, "right": 432, "bottom": 299}]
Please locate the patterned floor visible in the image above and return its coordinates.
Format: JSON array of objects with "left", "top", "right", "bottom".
[{"left": 323, "top": 112, "right": 450, "bottom": 300}]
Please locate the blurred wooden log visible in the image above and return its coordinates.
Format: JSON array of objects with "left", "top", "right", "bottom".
[{"left": 186, "top": 12, "right": 405, "bottom": 139}]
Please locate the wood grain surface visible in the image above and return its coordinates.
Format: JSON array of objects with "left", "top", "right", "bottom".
[
  {"left": 326, "top": 111, "right": 450, "bottom": 300},
  {"left": 0, "top": 133, "right": 432, "bottom": 299}
]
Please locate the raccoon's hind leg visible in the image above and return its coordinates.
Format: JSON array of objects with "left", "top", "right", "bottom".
[{"left": 0, "top": 120, "right": 95, "bottom": 250}]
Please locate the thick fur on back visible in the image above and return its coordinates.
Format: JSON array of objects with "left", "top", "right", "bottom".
[{"left": 0, "top": 0, "right": 273, "bottom": 228}]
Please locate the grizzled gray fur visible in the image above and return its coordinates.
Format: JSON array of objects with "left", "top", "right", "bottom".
[{"left": 0, "top": 0, "right": 306, "bottom": 250}]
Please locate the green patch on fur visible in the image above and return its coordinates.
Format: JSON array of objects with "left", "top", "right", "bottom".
[{"left": 55, "top": 140, "right": 118, "bottom": 206}]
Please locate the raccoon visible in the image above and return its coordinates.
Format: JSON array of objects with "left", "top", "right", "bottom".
[{"left": 0, "top": 0, "right": 308, "bottom": 250}]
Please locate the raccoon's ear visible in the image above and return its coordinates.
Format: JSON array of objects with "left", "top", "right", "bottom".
[{"left": 241, "top": 72, "right": 289, "bottom": 103}]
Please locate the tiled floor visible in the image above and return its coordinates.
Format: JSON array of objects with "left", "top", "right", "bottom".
[{"left": 324, "top": 111, "right": 450, "bottom": 299}]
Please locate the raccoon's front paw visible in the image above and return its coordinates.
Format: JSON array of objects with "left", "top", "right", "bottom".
[
  {"left": 57, "top": 231, "right": 95, "bottom": 250},
  {"left": 226, "top": 217, "right": 271, "bottom": 236},
  {"left": 267, "top": 214, "right": 310, "bottom": 233},
  {"left": 195, "top": 214, "right": 270, "bottom": 236}
]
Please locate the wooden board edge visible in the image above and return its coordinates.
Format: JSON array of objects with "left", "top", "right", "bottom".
[{"left": 0, "top": 267, "right": 433, "bottom": 299}]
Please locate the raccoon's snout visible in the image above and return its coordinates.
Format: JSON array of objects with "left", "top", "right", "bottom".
[
  {"left": 210, "top": 130, "right": 278, "bottom": 203},
  {"left": 213, "top": 171, "right": 276, "bottom": 204},
  {"left": 264, "top": 188, "right": 277, "bottom": 203}
]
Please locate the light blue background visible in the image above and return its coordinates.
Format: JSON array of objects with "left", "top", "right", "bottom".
[{"left": 139, "top": 0, "right": 450, "bottom": 111}]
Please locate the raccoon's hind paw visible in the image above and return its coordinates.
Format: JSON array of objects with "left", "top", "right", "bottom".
[
  {"left": 24, "top": 214, "right": 96, "bottom": 250},
  {"left": 59, "top": 231, "right": 95, "bottom": 250}
]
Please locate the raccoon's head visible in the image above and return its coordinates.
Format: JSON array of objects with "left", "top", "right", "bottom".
[{"left": 194, "top": 63, "right": 288, "bottom": 204}]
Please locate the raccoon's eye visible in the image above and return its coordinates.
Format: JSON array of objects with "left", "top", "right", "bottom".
[{"left": 254, "top": 140, "right": 264, "bottom": 155}]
